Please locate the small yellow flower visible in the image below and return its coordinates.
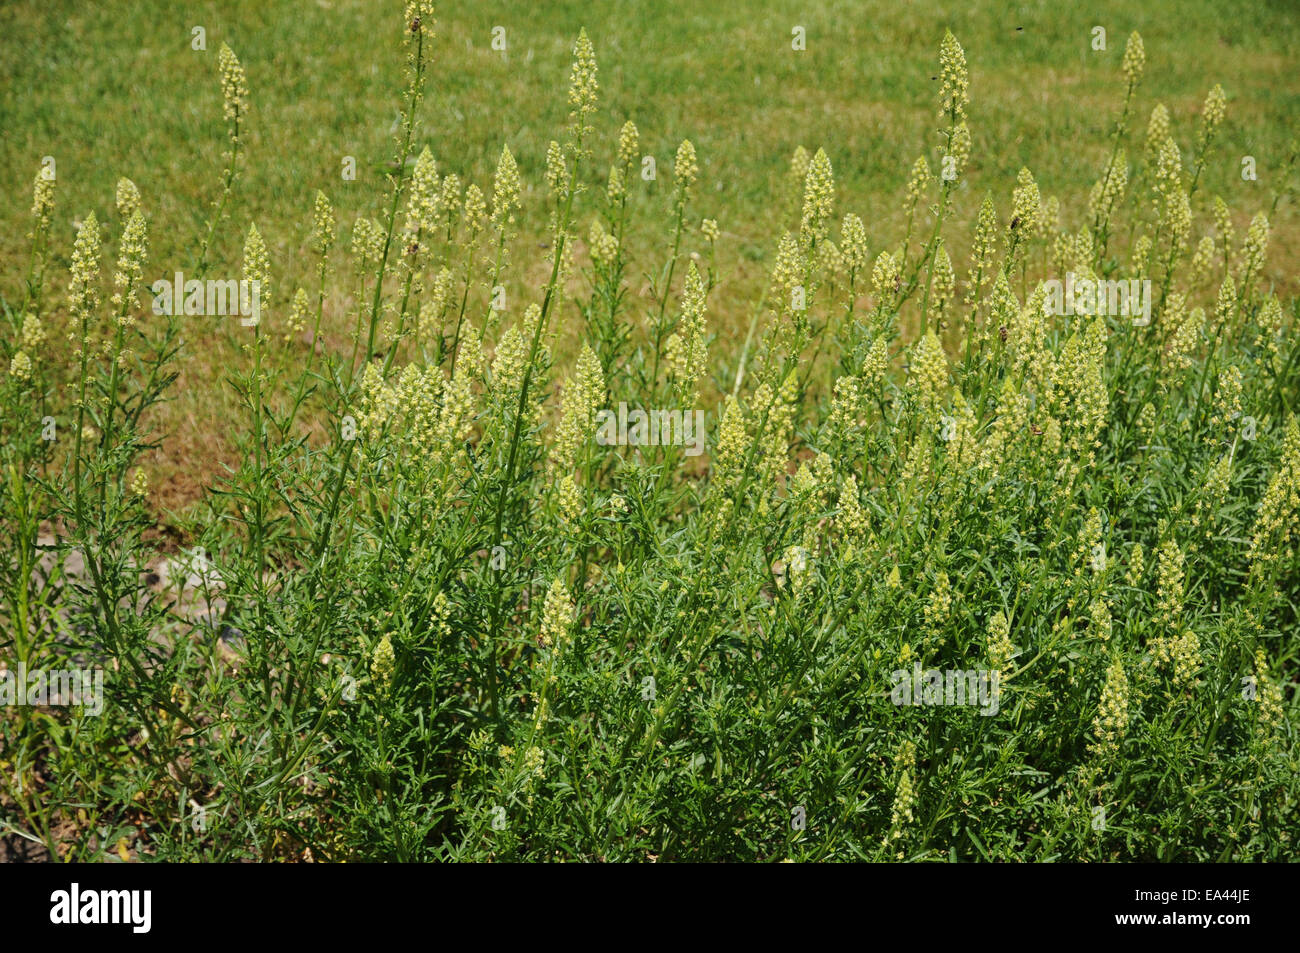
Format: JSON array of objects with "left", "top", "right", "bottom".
[
  {"left": 1012, "top": 167, "right": 1041, "bottom": 235},
  {"left": 987, "top": 610, "right": 1015, "bottom": 671},
  {"left": 665, "top": 262, "right": 708, "bottom": 404},
  {"left": 1239, "top": 212, "right": 1270, "bottom": 291},
  {"left": 115, "top": 178, "right": 141, "bottom": 220},
  {"left": 905, "top": 157, "right": 931, "bottom": 211},
  {"left": 777, "top": 544, "right": 810, "bottom": 596},
  {"left": 871, "top": 250, "right": 899, "bottom": 305},
  {"left": 311, "top": 191, "right": 335, "bottom": 255},
  {"left": 799, "top": 147, "right": 835, "bottom": 244},
  {"left": 787, "top": 145, "right": 811, "bottom": 205},
  {"left": 567, "top": 29, "right": 599, "bottom": 141},
  {"left": 545, "top": 140, "right": 569, "bottom": 198},
  {"left": 1247, "top": 416, "right": 1300, "bottom": 574},
  {"left": 1202, "top": 84, "right": 1227, "bottom": 132},
  {"left": 431, "top": 592, "right": 452, "bottom": 640},
  {"left": 606, "top": 165, "right": 626, "bottom": 204},
  {"left": 491, "top": 144, "right": 521, "bottom": 228},
  {"left": 404, "top": 147, "right": 440, "bottom": 240},
  {"left": 31, "top": 164, "right": 56, "bottom": 235},
  {"left": 829, "top": 375, "right": 862, "bottom": 437},
  {"left": 888, "top": 740, "right": 918, "bottom": 838},
  {"left": 1088, "top": 149, "right": 1128, "bottom": 226},
  {"left": 218, "top": 44, "right": 250, "bottom": 130},
  {"left": 285, "top": 288, "right": 310, "bottom": 344},
  {"left": 538, "top": 577, "right": 575, "bottom": 649},
  {"left": 1213, "top": 195, "right": 1234, "bottom": 252},
  {"left": 351, "top": 217, "right": 383, "bottom": 267},
  {"left": 8, "top": 351, "right": 33, "bottom": 381},
  {"left": 948, "top": 122, "right": 971, "bottom": 180},
  {"left": 20, "top": 313, "right": 45, "bottom": 353},
  {"left": 1189, "top": 234, "right": 1215, "bottom": 285},
  {"left": 1088, "top": 599, "right": 1112, "bottom": 642},
  {"left": 840, "top": 213, "right": 868, "bottom": 276},
  {"left": 370, "top": 634, "right": 395, "bottom": 690},
  {"left": 1154, "top": 538, "right": 1186, "bottom": 632},
  {"left": 439, "top": 173, "right": 461, "bottom": 221},
  {"left": 1168, "top": 629, "right": 1202, "bottom": 689},
  {"left": 923, "top": 571, "right": 953, "bottom": 631},
  {"left": 558, "top": 474, "right": 584, "bottom": 524},
  {"left": 1254, "top": 649, "right": 1284, "bottom": 734},
  {"left": 712, "top": 395, "right": 749, "bottom": 488},
  {"left": 965, "top": 197, "right": 999, "bottom": 305},
  {"left": 931, "top": 242, "right": 954, "bottom": 319},
  {"left": 1090, "top": 655, "right": 1130, "bottom": 758},
  {"left": 69, "top": 213, "right": 103, "bottom": 329},
  {"left": 111, "top": 210, "right": 149, "bottom": 320},
  {"left": 462, "top": 184, "right": 487, "bottom": 239},
  {"left": 618, "top": 120, "right": 639, "bottom": 168},
  {"left": 908, "top": 330, "right": 949, "bottom": 418},
  {"left": 242, "top": 222, "right": 271, "bottom": 320},
  {"left": 1121, "top": 31, "right": 1145, "bottom": 87},
  {"left": 550, "top": 342, "right": 605, "bottom": 475},
  {"left": 521, "top": 745, "right": 545, "bottom": 780},
  {"left": 836, "top": 473, "right": 868, "bottom": 540},
  {"left": 937, "top": 30, "right": 969, "bottom": 122},
  {"left": 129, "top": 467, "right": 149, "bottom": 499},
  {"left": 1126, "top": 544, "right": 1146, "bottom": 587},
  {"left": 674, "top": 139, "right": 699, "bottom": 200}
]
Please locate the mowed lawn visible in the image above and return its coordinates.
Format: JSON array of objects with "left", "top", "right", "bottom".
[{"left": 2, "top": 0, "right": 1298, "bottom": 517}]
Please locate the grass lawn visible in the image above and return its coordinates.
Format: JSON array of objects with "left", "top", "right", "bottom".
[{"left": 2, "top": 0, "right": 1298, "bottom": 516}]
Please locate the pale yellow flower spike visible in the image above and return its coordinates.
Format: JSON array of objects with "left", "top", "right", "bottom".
[
  {"left": 938, "top": 30, "right": 969, "bottom": 123},
  {"left": 1090, "top": 655, "right": 1130, "bottom": 758},
  {"left": 674, "top": 139, "right": 699, "bottom": 209},
  {"left": 567, "top": 29, "right": 599, "bottom": 147},
  {"left": 115, "top": 178, "right": 141, "bottom": 220},
  {"left": 492, "top": 144, "right": 521, "bottom": 228},
  {"left": 404, "top": 147, "right": 440, "bottom": 240},
  {"left": 712, "top": 395, "right": 749, "bottom": 488},
  {"left": 841, "top": 213, "right": 868, "bottom": 277},
  {"left": 617, "top": 120, "right": 639, "bottom": 168},
  {"left": 370, "top": 634, "right": 395, "bottom": 691},
  {"left": 242, "top": 223, "right": 271, "bottom": 321},
  {"left": 129, "top": 467, "right": 149, "bottom": 500},
  {"left": 1121, "top": 31, "right": 1145, "bottom": 87},
  {"left": 666, "top": 261, "right": 709, "bottom": 405},
  {"left": 311, "top": 191, "right": 335, "bottom": 255},
  {"left": 69, "top": 212, "right": 102, "bottom": 339},
  {"left": 551, "top": 342, "right": 605, "bottom": 476},
  {"left": 217, "top": 44, "right": 249, "bottom": 134},
  {"left": 8, "top": 351, "right": 33, "bottom": 382},
  {"left": 111, "top": 210, "right": 148, "bottom": 322},
  {"left": 986, "top": 610, "right": 1015, "bottom": 672},
  {"left": 800, "top": 148, "right": 834, "bottom": 245},
  {"left": 539, "top": 577, "right": 576, "bottom": 649},
  {"left": 31, "top": 164, "right": 56, "bottom": 236}
]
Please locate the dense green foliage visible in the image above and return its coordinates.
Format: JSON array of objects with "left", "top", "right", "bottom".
[{"left": 2, "top": 5, "right": 1297, "bottom": 861}]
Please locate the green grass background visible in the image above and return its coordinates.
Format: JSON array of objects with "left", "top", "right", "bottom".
[{"left": 2, "top": 0, "right": 1297, "bottom": 510}]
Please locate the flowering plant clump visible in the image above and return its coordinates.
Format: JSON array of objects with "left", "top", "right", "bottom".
[{"left": 0, "top": 10, "right": 1296, "bottom": 863}]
